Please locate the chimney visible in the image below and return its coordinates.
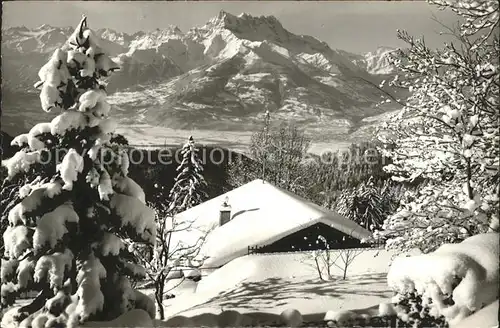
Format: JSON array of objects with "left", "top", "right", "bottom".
[{"left": 219, "top": 197, "right": 231, "bottom": 226}]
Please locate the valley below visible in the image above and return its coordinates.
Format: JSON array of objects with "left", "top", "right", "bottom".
[{"left": 1, "top": 90, "right": 391, "bottom": 156}]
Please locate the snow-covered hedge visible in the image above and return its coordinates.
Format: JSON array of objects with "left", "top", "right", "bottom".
[{"left": 321, "top": 233, "right": 498, "bottom": 328}]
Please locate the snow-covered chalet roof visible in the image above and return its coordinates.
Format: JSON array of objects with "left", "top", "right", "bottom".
[{"left": 175, "top": 179, "right": 371, "bottom": 267}]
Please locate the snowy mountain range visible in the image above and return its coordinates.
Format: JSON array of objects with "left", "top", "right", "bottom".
[{"left": 2, "top": 11, "right": 401, "bottom": 143}]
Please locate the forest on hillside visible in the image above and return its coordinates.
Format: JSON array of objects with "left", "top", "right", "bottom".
[{"left": 2, "top": 124, "right": 412, "bottom": 235}]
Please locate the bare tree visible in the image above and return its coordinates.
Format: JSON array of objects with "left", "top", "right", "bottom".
[
  {"left": 129, "top": 136, "right": 211, "bottom": 320},
  {"left": 311, "top": 233, "right": 367, "bottom": 280},
  {"left": 128, "top": 209, "right": 212, "bottom": 320},
  {"left": 229, "top": 115, "right": 311, "bottom": 194},
  {"left": 335, "top": 248, "right": 365, "bottom": 280},
  {"left": 311, "top": 253, "right": 325, "bottom": 281}
]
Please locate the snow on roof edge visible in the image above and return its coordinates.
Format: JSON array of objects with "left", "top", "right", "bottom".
[{"left": 176, "top": 179, "right": 371, "bottom": 239}]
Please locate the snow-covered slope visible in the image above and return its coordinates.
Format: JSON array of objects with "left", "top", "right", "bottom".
[
  {"left": 161, "top": 250, "right": 400, "bottom": 320},
  {"left": 2, "top": 24, "right": 72, "bottom": 54},
  {"left": 363, "top": 47, "right": 397, "bottom": 75},
  {"left": 106, "top": 11, "right": 401, "bottom": 129},
  {"left": 452, "top": 299, "right": 499, "bottom": 328},
  {"left": 2, "top": 11, "right": 402, "bottom": 136}
]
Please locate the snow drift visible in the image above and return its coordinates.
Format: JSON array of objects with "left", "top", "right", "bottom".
[{"left": 387, "top": 232, "right": 499, "bottom": 326}]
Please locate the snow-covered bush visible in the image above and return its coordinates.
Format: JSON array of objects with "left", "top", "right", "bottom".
[
  {"left": 373, "top": 0, "right": 499, "bottom": 252},
  {"left": 218, "top": 310, "right": 244, "bottom": 327},
  {"left": 390, "top": 292, "right": 449, "bottom": 327},
  {"left": 387, "top": 232, "right": 499, "bottom": 326},
  {"left": 324, "top": 305, "right": 448, "bottom": 328},
  {"left": 280, "top": 308, "right": 303, "bottom": 327},
  {"left": 1, "top": 16, "right": 155, "bottom": 327},
  {"left": 324, "top": 233, "right": 498, "bottom": 327}
]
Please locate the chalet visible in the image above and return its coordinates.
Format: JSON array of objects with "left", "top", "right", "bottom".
[{"left": 174, "top": 179, "right": 372, "bottom": 268}]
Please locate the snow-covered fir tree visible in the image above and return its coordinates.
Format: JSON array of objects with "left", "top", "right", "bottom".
[
  {"left": 373, "top": 0, "right": 499, "bottom": 253},
  {"left": 336, "top": 178, "right": 401, "bottom": 232},
  {"left": 168, "top": 136, "right": 208, "bottom": 214},
  {"left": 127, "top": 136, "right": 209, "bottom": 320},
  {"left": 1, "top": 16, "right": 155, "bottom": 327}
]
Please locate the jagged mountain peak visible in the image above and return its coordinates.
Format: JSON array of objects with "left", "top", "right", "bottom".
[
  {"left": 96, "top": 27, "right": 129, "bottom": 39},
  {"left": 96, "top": 27, "right": 121, "bottom": 35},
  {"left": 210, "top": 10, "right": 283, "bottom": 28},
  {"left": 129, "top": 25, "right": 184, "bottom": 49},
  {"left": 187, "top": 10, "right": 338, "bottom": 62},
  {"left": 365, "top": 46, "right": 397, "bottom": 57},
  {"left": 35, "top": 23, "right": 53, "bottom": 30},
  {"left": 215, "top": 9, "right": 234, "bottom": 21},
  {"left": 2, "top": 24, "right": 72, "bottom": 54},
  {"left": 151, "top": 25, "right": 184, "bottom": 37},
  {"left": 4, "top": 24, "right": 63, "bottom": 36},
  {"left": 94, "top": 28, "right": 135, "bottom": 51},
  {"left": 203, "top": 10, "right": 287, "bottom": 38},
  {"left": 363, "top": 46, "right": 397, "bottom": 75},
  {"left": 2, "top": 25, "right": 29, "bottom": 36},
  {"left": 7, "top": 25, "right": 29, "bottom": 31},
  {"left": 169, "top": 25, "right": 183, "bottom": 34}
]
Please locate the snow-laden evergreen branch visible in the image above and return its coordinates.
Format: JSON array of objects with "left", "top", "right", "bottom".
[
  {"left": 364, "top": 0, "right": 499, "bottom": 253},
  {"left": 1, "top": 15, "right": 155, "bottom": 327}
]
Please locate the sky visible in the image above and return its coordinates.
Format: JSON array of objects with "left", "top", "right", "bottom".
[{"left": 3, "top": 1, "right": 459, "bottom": 54}]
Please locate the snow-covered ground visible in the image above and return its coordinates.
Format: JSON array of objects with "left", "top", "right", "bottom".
[
  {"left": 143, "top": 233, "right": 498, "bottom": 328},
  {"left": 167, "top": 273, "right": 389, "bottom": 318},
  {"left": 4, "top": 238, "right": 496, "bottom": 328},
  {"left": 452, "top": 299, "right": 499, "bottom": 328},
  {"left": 153, "top": 249, "right": 411, "bottom": 321}
]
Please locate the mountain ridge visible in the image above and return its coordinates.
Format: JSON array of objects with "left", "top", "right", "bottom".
[{"left": 2, "top": 11, "right": 402, "bottom": 144}]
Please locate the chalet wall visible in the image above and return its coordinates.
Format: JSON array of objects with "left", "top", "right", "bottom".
[{"left": 248, "top": 222, "right": 367, "bottom": 254}]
